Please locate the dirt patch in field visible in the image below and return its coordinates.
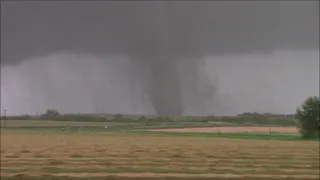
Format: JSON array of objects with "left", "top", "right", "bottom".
[{"left": 151, "top": 126, "right": 299, "bottom": 133}]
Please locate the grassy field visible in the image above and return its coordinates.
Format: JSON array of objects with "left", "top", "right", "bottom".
[
  {"left": 151, "top": 126, "right": 299, "bottom": 133},
  {"left": 0, "top": 119, "right": 215, "bottom": 129},
  {"left": 1, "top": 131, "right": 319, "bottom": 180},
  {"left": 0, "top": 118, "right": 297, "bottom": 132},
  {"left": 0, "top": 120, "right": 137, "bottom": 127}
]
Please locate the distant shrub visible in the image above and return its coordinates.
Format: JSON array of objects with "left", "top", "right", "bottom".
[
  {"left": 40, "top": 109, "right": 60, "bottom": 120},
  {"left": 114, "top": 114, "right": 124, "bottom": 121},
  {"left": 138, "top": 116, "right": 147, "bottom": 122}
]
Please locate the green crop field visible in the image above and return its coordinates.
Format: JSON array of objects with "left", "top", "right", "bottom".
[{"left": 1, "top": 130, "right": 319, "bottom": 180}]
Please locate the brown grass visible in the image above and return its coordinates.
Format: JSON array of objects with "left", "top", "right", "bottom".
[
  {"left": 151, "top": 126, "right": 299, "bottom": 133},
  {"left": 0, "top": 131, "right": 318, "bottom": 179}
]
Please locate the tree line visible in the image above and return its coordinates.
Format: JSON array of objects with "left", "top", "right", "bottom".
[{"left": 1, "top": 96, "right": 319, "bottom": 139}]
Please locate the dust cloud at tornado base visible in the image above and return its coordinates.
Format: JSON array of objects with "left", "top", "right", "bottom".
[{"left": 1, "top": 50, "right": 319, "bottom": 116}]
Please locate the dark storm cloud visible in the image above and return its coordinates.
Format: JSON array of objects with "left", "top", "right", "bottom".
[
  {"left": 1, "top": 1, "right": 318, "bottom": 64},
  {"left": 1, "top": 1, "right": 319, "bottom": 116}
]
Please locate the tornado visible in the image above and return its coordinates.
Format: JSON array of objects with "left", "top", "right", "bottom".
[{"left": 141, "top": 2, "right": 184, "bottom": 116}]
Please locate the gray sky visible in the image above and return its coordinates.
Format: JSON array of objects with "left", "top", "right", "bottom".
[
  {"left": 1, "top": 1, "right": 318, "bottom": 64},
  {"left": 1, "top": 1, "right": 319, "bottom": 115}
]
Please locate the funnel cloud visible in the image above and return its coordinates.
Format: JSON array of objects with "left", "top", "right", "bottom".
[{"left": 1, "top": 1, "right": 319, "bottom": 116}]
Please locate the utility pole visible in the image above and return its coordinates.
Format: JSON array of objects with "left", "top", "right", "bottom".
[{"left": 3, "top": 109, "right": 8, "bottom": 128}]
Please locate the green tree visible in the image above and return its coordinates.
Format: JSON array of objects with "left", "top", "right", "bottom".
[
  {"left": 41, "top": 109, "right": 60, "bottom": 120},
  {"left": 295, "top": 96, "right": 320, "bottom": 139}
]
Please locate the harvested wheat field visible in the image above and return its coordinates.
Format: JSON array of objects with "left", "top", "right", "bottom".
[
  {"left": 1, "top": 131, "right": 319, "bottom": 180},
  {"left": 152, "top": 126, "right": 299, "bottom": 134}
]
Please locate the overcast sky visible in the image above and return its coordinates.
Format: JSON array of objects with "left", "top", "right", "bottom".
[{"left": 1, "top": 1, "right": 319, "bottom": 115}]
